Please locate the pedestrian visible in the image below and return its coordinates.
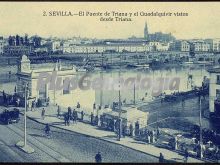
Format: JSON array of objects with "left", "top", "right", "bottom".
[
  {"left": 81, "top": 110, "right": 84, "bottom": 121},
  {"left": 57, "top": 105, "right": 61, "bottom": 118},
  {"left": 159, "top": 153, "right": 164, "bottom": 163},
  {"left": 68, "top": 107, "right": 72, "bottom": 116},
  {"left": 41, "top": 108, "right": 45, "bottom": 120},
  {"left": 122, "top": 125, "right": 126, "bottom": 137},
  {"left": 8, "top": 71, "right": 11, "bottom": 79},
  {"left": 129, "top": 124, "right": 133, "bottom": 137},
  {"left": 152, "top": 130, "right": 155, "bottom": 143},
  {"left": 95, "top": 152, "right": 102, "bottom": 163},
  {"left": 95, "top": 115, "right": 98, "bottom": 125},
  {"left": 147, "top": 132, "right": 151, "bottom": 144},
  {"left": 184, "top": 148, "right": 189, "bottom": 163},
  {"left": 46, "top": 97, "right": 50, "bottom": 106},
  {"left": 75, "top": 111, "right": 78, "bottom": 123},
  {"left": 93, "top": 102, "right": 96, "bottom": 110},
  {"left": 91, "top": 112, "right": 94, "bottom": 125},
  {"left": 77, "top": 102, "right": 80, "bottom": 109},
  {"left": 64, "top": 113, "right": 68, "bottom": 126},
  {"left": 16, "top": 98, "right": 20, "bottom": 107},
  {"left": 72, "top": 110, "right": 75, "bottom": 124},
  {"left": 100, "top": 115, "right": 104, "bottom": 127},
  {"left": 135, "top": 121, "right": 140, "bottom": 136},
  {"left": 31, "top": 100, "right": 36, "bottom": 111},
  {"left": 2, "top": 90, "right": 6, "bottom": 104},
  {"left": 66, "top": 114, "right": 70, "bottom": 126},
  {"left": 157, "top": 128, "right": 160, "bottom": 138}
]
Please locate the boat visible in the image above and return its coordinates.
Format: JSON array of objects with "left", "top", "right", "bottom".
[
  {"left": 193, "top": 61, "right": 213, "bottom": 65},
  {"left": 76, "top": 67, "right": 87, "bottom": 72},
  {"left": 183, "top": 61, "right": 194, "bottom": 65},
  {"left": 127, "top": 64, "right": 150, "bottom": 69},
  {"left": 163, "top": 87, "right": 208, "bottom": 102}
]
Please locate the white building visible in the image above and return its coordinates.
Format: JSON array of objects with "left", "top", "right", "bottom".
[
  {"left": 46, "top": 41, "right": 61, "bottom": 52},
  {"left": 16, "top": 55, "right": 96, "bottom": 110},
  {"left": 63, "top": 43, "right": 155, "bottom": 54},
  {"left": 174, "top": 40, "right": 190, "bottom": 52},
  {"left": 191, "top": 41, "right": 211, "bottom": 52}
]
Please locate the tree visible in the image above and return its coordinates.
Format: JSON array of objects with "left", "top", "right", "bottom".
[
  {"left": 15, "top": 35, "right": 20, "bottom": 46},
  {"left": 24, "top": 34, "right": 29, "bottom": 45},
  {"left": 20, "top": 37, "right": 24, "bottom": 45},
  {"left": 8, "top": 36, "right": 13, "bottom": 46}
]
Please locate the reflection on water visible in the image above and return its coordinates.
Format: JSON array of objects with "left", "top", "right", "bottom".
[
  {"left": 93, "top": 66, "right": 209, "bottom": 106},
  {"left": 0, "top": 63, "right": 209, "bottom": 106}
]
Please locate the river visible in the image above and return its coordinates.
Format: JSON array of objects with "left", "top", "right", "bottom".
[{"left": 0, "top": 62, "right": 210, "bottom": 105}]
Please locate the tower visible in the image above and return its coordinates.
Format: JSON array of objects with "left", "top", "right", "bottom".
[
  {"left": 19, "top": 54, "right": 31, "bottom": 73},
  {"left": 144, "top": 22, "right": 148, "bottom": 39}
]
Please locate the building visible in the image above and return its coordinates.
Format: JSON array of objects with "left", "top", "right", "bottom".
[
  {"left": 205, "top": 38, "right": 220, "bottom": 52},
  {"left": 0, "top": 37, "right": 4, "bottom": 55},
  {"left": 63, "top": 43, "right": 153, "bottom": 54},
  {"left": 148, "top": 32, "right": 175, "bottom": 42},
  {"left": 46, "top": 41, "right": 62, "bottom": 53},
  {"left": 16, "top": 55, "right": 96, "bottom": 109},
  {"left": 174, "top": 40, "right": 190, "bottom": 52},
  {"left": 33, "top": 46, "right": 48, "bottom": 54},
  {"left": 3, "top": 45, "right": 33, "bottom": 56},
  {"left": 190, "top": 41, "right": 211, "bottom": 52},
  {"left": 208, "top": 67, "right": 220, "bottom": 115},
  {"left": 143, "top": 22, "right": 175, "bottom": 42}
]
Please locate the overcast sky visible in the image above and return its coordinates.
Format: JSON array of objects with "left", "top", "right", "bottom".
[{"left": 0, "top": 2, "right": 220, "bottom": 39}]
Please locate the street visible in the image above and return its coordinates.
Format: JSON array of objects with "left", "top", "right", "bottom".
[{"left": 0, "top": 112, "right": 158, "bottom": 162}]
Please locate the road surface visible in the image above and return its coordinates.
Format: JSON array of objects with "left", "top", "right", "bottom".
[{"left": 0, "top": 111, "right": 158, "bottom": 162}]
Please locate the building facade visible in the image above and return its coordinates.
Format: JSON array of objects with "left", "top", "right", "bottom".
[
  {"left": 208, "top": 68, "right": 220, "bottom": 114},
  {"left": 174, "top": 40, "right": 190, "bottom": 52},
  {"left": 62, "top": 42, "right": 169, "bottom": 54},
  {"left": 3, "top": 45, "right": 33, "bottom": 56},
  {"left": 190, "top": 41, "right": 211, "bottom": 52}
]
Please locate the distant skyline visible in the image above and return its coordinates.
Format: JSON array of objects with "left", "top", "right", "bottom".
[{"left": 0, "top": 2, "right": 220, "bottom": 40}]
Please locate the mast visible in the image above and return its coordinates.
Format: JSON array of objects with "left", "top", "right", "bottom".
[
  {"left": 118, "top": 53, "right": 122, "bottom": 141},
  {"left": 134, "top": 82, "right": 136, "bottom": 105}
]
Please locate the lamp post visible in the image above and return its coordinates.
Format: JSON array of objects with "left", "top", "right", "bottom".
[
  {"left": 118, "top": 53, "right": 122, "bottom": 141},
  {"left": 16, "top": 82, "right": 34, "bottom": 154},
  {"left": 133, "top": 83, "right": 136, "bottom": 105},
  {"left": 24, "top": 83, "right": 27, "bottom": 146},
  {"left": 199, "top": 94, "right": 203, "bottom": 159}
]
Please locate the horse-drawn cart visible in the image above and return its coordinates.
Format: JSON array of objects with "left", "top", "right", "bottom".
[{"left": 0, "top": 108, "right": 20, "bottom": 125}]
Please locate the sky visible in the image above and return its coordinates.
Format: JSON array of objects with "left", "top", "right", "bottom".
[{"left": 0, "top": 2, "right": 220, "bottom": 40}]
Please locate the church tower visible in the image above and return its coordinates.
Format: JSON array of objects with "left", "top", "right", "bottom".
[{"left": 144, "top": 22, "right": 148, "bottom": 39}]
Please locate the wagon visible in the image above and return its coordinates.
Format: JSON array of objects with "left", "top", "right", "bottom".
[{"left": 0, "top": 108, "right": 20, "bottom": 125}]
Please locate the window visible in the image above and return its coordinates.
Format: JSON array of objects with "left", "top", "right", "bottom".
[
  {"left": 217, "top": 75, "right": 220, "bottom": 84},
  {"left": 63, "top": 80, "right": 70, "bottom": 95}
]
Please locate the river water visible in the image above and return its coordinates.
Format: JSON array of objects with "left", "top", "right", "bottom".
[{"left": 0, "top": 62, "right": 210, "bottom": 105}]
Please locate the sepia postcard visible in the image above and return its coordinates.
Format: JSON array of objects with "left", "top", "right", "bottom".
[{"left": 0, "top": 1, "right": 220, "bottom": 163}]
